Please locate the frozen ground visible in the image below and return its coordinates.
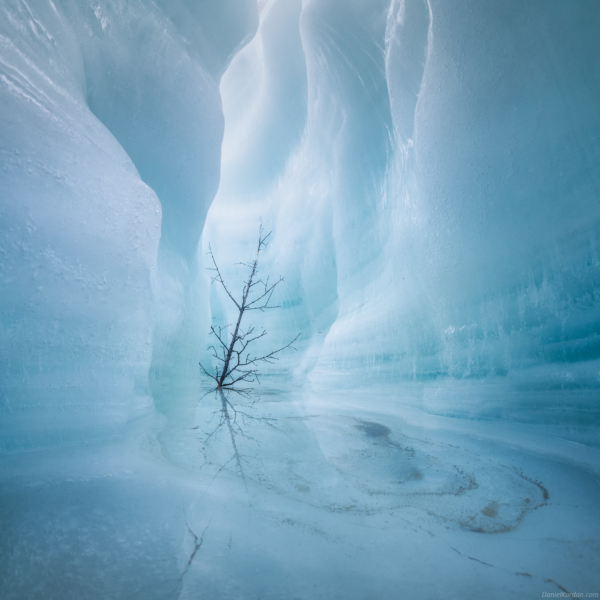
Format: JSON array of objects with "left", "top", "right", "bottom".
[{"left": 1, "top": 381, "right": 599, "bottom": 599}]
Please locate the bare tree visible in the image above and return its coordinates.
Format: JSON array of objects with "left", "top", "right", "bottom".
[{"left": 199, "top": 225, "right": 299, "bottom": 395}]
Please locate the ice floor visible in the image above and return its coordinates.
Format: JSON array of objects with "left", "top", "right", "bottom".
[{"left": 1, "top": 382, "right": 599, "bottom": 599}]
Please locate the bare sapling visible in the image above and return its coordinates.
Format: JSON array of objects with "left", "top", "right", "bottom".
[{"left": 199, "top": 225, "right": 299, "bottom": 395}]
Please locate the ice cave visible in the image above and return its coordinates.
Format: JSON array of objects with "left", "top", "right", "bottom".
[{"left": 1, "top": 0, "right": 599, "bottom": 598}]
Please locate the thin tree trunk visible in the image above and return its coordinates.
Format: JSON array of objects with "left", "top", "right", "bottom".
[{"left": 217, "top": 258, "right": 259, "bottom": 388}]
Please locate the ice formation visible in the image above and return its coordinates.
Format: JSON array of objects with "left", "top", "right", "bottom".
[
  {"left": 1, "top": 0, "right": 599, "bottom": 598},
  {"left": 207, "top": 0, "right": 600, "bottom": 434},
  {"left": 0, "top": 0, "right": 258, "bottom": 449}
]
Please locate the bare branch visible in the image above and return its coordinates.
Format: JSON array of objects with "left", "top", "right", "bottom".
[
  {"left": 245, "top": 277, "right": 284, "bottom": 310},
  {"left": 199, "top": 361, "right": 219, "bottom": 384},
  {"left": 207, "top": 244, "right": 241, "bottom": 310},
  {"left": 202, "top": 225, "right": 299, "bottom": 394}
]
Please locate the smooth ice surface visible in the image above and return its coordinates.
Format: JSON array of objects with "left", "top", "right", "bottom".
[
  {"left": 2, "top": 386, "right": 599, "bottom": 599},
  {"left": 1, "top": 0, "right": 600, "bottom": 598}
]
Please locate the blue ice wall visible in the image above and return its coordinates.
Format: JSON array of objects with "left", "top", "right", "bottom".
[
  {"left": 205, "top": 0, "right": 600, "bottom": 434},
  {"left": 0, "top": 0, "right": 257, "bottom": 450}
]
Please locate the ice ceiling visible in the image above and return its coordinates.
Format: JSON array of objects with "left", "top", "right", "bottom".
[{"left": 1, "top": 1, "right": 599, "bottom": 598}]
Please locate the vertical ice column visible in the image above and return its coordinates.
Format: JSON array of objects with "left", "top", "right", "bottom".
[
  {"left": 0, "top": 0, "right": 161, "bottom": 450},
  {"left": 309, "top": 0, "right": 433, "bottom": 386}
]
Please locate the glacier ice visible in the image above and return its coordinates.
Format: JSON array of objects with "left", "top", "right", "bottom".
[
  {"left": 207, "top": 0, "right": 600, "bottom": 434},
  {"left": 1, "top": 0, "right": 600, "bottom": 598},
  {"left": 0, "top": 0, "right": 258, "bottom": 450}
]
